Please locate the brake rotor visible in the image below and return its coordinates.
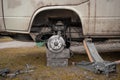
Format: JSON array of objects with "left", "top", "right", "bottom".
[{"left": 47, "top": 35, "right": 65, "bottom": 53}]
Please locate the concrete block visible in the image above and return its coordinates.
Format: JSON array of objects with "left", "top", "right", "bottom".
[
  {"left": 47, "top": 58, "right": 68, "bottom": 67},
  {"left": 46, "top": 49, "right": 70, "bottom": 59}
]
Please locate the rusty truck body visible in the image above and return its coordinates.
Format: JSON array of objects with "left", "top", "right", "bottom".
[{"left": 0, "top": 0, "right": 120, "bottom": 40}]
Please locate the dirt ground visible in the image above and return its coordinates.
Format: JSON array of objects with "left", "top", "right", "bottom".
[
  {"left": 0, "top": 36, "right": 35, "bottom": 49},
  {"left": 0, "top": 37, "right": 120, "bottom": 80},
  {"left": 0, "top": 47, "right": 119, "bottom": 80}
]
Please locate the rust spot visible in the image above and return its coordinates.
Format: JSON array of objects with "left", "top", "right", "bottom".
[{"left": 7, "top": 0, "right": 21, "bottom": 8}]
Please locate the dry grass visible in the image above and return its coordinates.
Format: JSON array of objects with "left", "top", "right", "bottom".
[
  {"left": 0, "top": 47, "right": 119, "bottom": 80},
  {"left": 0, "top": 36, "right": 13, "bottom": 42}
]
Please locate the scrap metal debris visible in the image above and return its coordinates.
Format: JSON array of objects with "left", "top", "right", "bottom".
[
  {"left": 0, "top": 68, "right": 10, "bottom": 77},
  {"left": 0, "top": 64, "right": 35, "bottom": 78}
]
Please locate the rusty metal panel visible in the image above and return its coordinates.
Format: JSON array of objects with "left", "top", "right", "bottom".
[{"left": 0, "top": 0, "right": 5, "bottom": 31}]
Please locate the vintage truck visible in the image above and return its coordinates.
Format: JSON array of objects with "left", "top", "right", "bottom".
[
  {"left": 0, "top": 0, "right": 120, "bottom": 39},
  {"left": 0, "top": 0, "right": 120, "bottom": 68}
]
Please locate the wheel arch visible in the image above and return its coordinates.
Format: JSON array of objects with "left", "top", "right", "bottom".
[{"left": 28, "top": 6, "right": 84, "bottom": 33}]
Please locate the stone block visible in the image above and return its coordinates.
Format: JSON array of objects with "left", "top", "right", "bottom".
[
  {"left": 47, "top": 58, "right": 68, "bottom": 67},
  {"left": 46, "top": 49, "right": 70, "bottom": 59}
]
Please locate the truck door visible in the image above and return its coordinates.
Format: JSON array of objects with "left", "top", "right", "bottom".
[
  {"left": 0, "top": 0, "right": 5, "bottom": 31},
  {"left": 95, "top": 0, "right": 120, "bottom": 36},
  {"left": 2, "top": 0, "right": 32, "bottom": 31}
]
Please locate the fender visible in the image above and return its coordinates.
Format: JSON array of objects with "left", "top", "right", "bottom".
[{"left": 28, "top": 6, "right": 85, "bottom": 34}]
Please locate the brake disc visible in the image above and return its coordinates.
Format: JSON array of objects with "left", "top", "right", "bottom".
[{"left": 47, "top": 35, "right": 65, "bottom": 53}]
